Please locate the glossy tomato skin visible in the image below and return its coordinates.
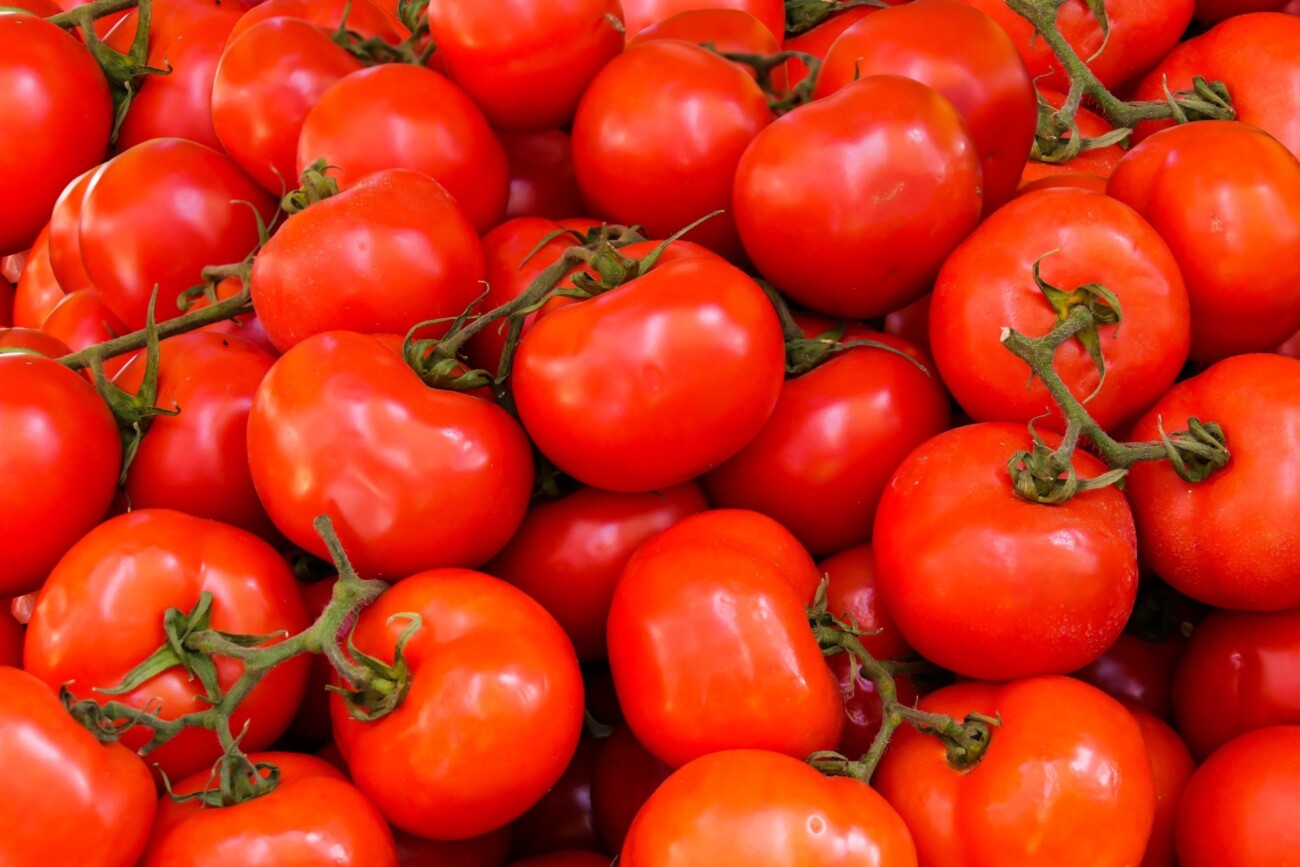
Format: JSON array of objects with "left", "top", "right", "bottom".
[
  {"left": 0, "top": 354, "right": 120, "bottom": 596},
  {"left": 591, "top": 725, "right": 672, "bottom": 855},
  {"left": 12, "top": 224, "right": 66, "bottom": 328},
  {"left": 931, "top": 189, "right": 1189, "bottom": 432},
  {"left": 704, "top": 325, "right": 951, "bottom": 556},
  {"left": 486, "top": 482, "right": 709, "bottom": 661},
  {"left": 248, "top": 331, "right": 534, "bottom": 579},
  {"left": 621, "top": 0, "right": 784, "bottom": 38},
  {"left": 509, "top": 736, "right": 603, "bottom": 858},
  {"left": 251, "top": 169, "right": 484, "bottom": 352},
  {"left": 331, "top": 569, "right": 585, "bottom": 840},
  {"left": 876, "top": 677, "right": 1156, "bottom": 867},
  {"left": 815, "top": 0, "right": 1035, "bottom": 215},
  {"left": 734, "top": 75, "right": 982, "bottom": 319},
  {"left": 873, "top": 423, "right": 1139, "bottom": 680},
  {"left": 79, "top": 139, "right": 276, "bottom": 330},
  {"left": 572, "top": 41, "right": 773, "bottom": 262},
  {"left": 621, "top": 749, "right": 917, "bottom": 866},
  {"left": 0, "top": 14, "right": 111, "bottom": 255},
  {"left": 1073, "top": 632, "right": 1186, "bottom": 721},
  {"left": 297, "top": 65, "right": 509, "bottom": 234},
  {"left": 1132, "top": 710, "right": 1195, "bottom": 867},
  {"left": 426, "top": 0, "right": 624, "bottom": 133},
  {"left": 1176, "top": 726, "right": 1300, "bottom": 867},
  {"left": 46, "top": 167, "right": 97, "bottom": 295},
  {"left": 501, "top": 131, "right": 585, "bottom": 221},
  {"left": 0, "top": 667, "right": 157, "bottom": 867},
  {"left": 606, "top": 509, "right": 843, "bottom": 768},
  {"left": 513, "top": 256, "right": 784, "bottom": 492},
  {"left": 0, "top": 327, "right": 71, "bottom": 357},
  {"left": 24, "top": 510, "right": 311, "bottom": 781},
  {"left": 1125, "top": 354, "right": 1300, "bottom": 611}
]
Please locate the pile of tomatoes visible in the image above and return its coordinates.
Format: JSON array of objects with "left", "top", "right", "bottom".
[{"left": 3, "top": 0, "right": 1300, "bottom": 864}]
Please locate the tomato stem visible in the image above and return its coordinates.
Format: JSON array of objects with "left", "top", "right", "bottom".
[
  {"left": 45, "top": 0, "right": 138, "bottom": 27},
  {"left": 783, "top": 0, "right": 887, "bottom": 37}
]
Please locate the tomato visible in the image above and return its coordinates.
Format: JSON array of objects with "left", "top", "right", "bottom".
[
  {"left": 572, "top": 41, "right": 772, "bottom": 261},
  {"left": 876, "top": 676, "right": 1155, "bottom": 867},
  {"left": 591, "top": 725, "right": 672, "bottom": 855},
  {"left": 509, "top": 854, "right": 609, "bottom": 867},
  {"left": 12, "top": 224, "right": 66, "bottom": 328},
  {"left": 46, "top": 167, "right": 97, "bottom": 295},
  {"left": 40, "top": 289, "right": 136, "bottom": 379},
  {"left": 0, "top": 608, "right": 22, "bottom": 667},
  {"left": 815, "top": 0, "right": 1035, "bottom": 216},
  {"left": 248, "top": 331, "right": 534, "bottom": 580},
  {"left": 628, "top": 8, "right": 787, "bottom": 91},
  {"left": 500, "top": 131, "right": 585, "bottom": 222},
  {"left": 621, "top": 749, "right": 917, "bottom": 866},
  {"left": 513, "top": 256, "right": 784, "bottom": 492},
  {"left": 1125, "top": 354, "right": 1300, "bottom": 611},
  {"left": 1175, "top": 726, "right": 1300, "bottom": 867},
  {"left": 227, "top": 0, "right": 400, "bottom": 44},
  {"left": 620, "top": 0, "right": 784, "bottom": 39},
  {"left": 0, "top": 14, "right": 111, "bottom": 255},
  {"left": 426, "top": 0, "right": 625, "bottom": 134},
  {"left": 331, "top": 569, "right": 584, "bottom": 840},
  {"left": 704, "top": 324, "right": 951, "bottom": 556},
  {"left": 1017, "top": 172, "right": 1110, "bottom": 195},
  {"left": 24, "top": 510, "right": 311, "bottom": 781},
  {"left": 192, "top": 275, "right": 277, "bottom": 356},
  {"left": 395, "top": 826, "right": 512, "bottom": 867},
  {"left": 509, "top": 736, "right": 603, "bottom": 858},
  {"left": 606, "top": 509, "right": 843, "bottom": 768},
  {"left": 298, "top": 65, "right": 509, "bottom": 234},
  {"left": 1073, "top": 633, "right": 1186, "bottom": 721},
  {"left": 1132, "top": 710, "right": 1195, "bottom": 867},
  {"left": 874, "top": 423, "right": 1139, "bottom": 680},
  {"left": 931, "top": 188, "right": 1189, "bottom": 432},
  {"left": 0, "top": 667, "right": 157, "bottom": 867},
  {"left": 734, "top": 75, "right": 982, "bottom": 319},
  {"left": 0, "top": 327, "right": 70, "bottom": 357},
  {"left": 486, "top": 483, "right": 708, "bottom": 662},
  {"left": 1020, "top": 88, "right": 1127, "bottom": 185},
  {"left": 79, "top": 139, "right": 275, "bottom": 330},
  {"left": 0, "top": 354, "right": 120, "bottom": 597},
  {"left": 785, "top": 7, "right": 876, "bottom": 87},
  {"left": 139, "top": 752, "right": 397, "bottom": 866}
]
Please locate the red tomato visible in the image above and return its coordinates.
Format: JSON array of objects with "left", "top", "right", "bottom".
[
  {"left": 1175, "top": 726, "right": 1300, "bottom": 867},
  {"left": 874, "top": 423, "right": 1139, "bottom": 680},
  {"left": 1073, "top": 633, "right": 1186, "bottom": 722},
  {"left": 734, "top": 75, "right": 982, "bottom": 319},
  {"left": 227, "top": 0, "right": 400, "bottom": 43},
  {"left": 1020, "top": 89, "right": 1126, "bottom": 184},
  {"left": 622, "top": 749, "right": 917, "bottom": 865},
  {"left": 0, "top": 667, "right": 157, "bottom": 867},
  {"left": 820, "top": 543, "right": 914, "bottom": 661},
  {"left": 395, "top": 826, "right": 512, "bottom": 867},
  {"left": 590, "top": 725, "right": 672, "bottom": 855},
  {"left": 0, "top": 327, "right": 71, "bottom": 357},
  {"left": 46, "top": 167, "right": 97, "bottom": 295},
  {"left": 24, "top": 510, "right": 311, "bottom": 781},
  {"left": 0, "top": 353, "right": 120, "bottom": 596},
  {"left": 512, "top": 256, "right": 784, "bottom": 493},
  {"left": 12, "top": 225, "right": 65, "bottom": 328},
  {"left": 139, "top": 752, "right": 397, "bottom": 866},
  {"left": 486, "top": 483, "right": 709, "bottom": 661},
  {"left": 1125, "top": 354, "right": 1300, "bottom": 611},
  {"left": 40, "top": 289, "right": 135, "bottom": 379},
  {"left": 509, "top": 737, "right": 603, "bottom": 858},
  {"left": 1131, "top": 710, "right": 1195, "bottom": 867},
  {"left": 876, "top": 676, "right": 1156, "bottom": 867},
  {"left": 628, "top": 8, "right": 787, "bottom": 91},
  {"left": 79, "top": 139, "right": 276, "bottom": 330},
  {"left": 930, "top": 188, "right": 1190, "bottom": 432},
  {"left": 331, "top": 569, "right": 584, "bottom": 840},
  {"left": 0, "top": 608, "right": 22, "bottom": 667},
  {"left": 621, "top": 0, "right": 784, "bottom": 39},
  {"left": 1017, "top": 172, "right": 1110, "bottom": 195},
  {"left": 248, "top": 331, "right": 534, "bottom": 580},
  {"left": 883, "top": 293, "right": 933, "bottom": 356},
  {"left": 606, "top": 509, "right": 843, "bottom": 768},
  {"left": 426, "top": 0, "right": 625, "bottom": 134},
  {"left": 784, "top": 7, "right": 876, "bottom": 88},
  {"left": 192, "top": 275, "right": 277, "bottom": 356},
  {"left": 815, "top": 0, "right": 1035, "bottom": 215},
  {"left": 500, "top": 131, "right": 586, "bottom": 222},
  {"left": 0, "top": 14, "right": 111, "bottom": 255}
]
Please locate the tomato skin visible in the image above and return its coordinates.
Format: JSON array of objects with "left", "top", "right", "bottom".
[
  {"left": 395, "top": 826, "right": 512, "bottom": 867},
  {"left": 509, "top": 736, "right": 603, "bottom": 858},
  {"left": 874, "top": 423, "right": 1139, "bottom": 680},
  {"left": 1073, "top": 633, "right": 1186, "bottom": 722},
  {"left": 876, "top": 677, "right": 1156, "bottom": 867},
  {"left": 227, "top": 0, "right": 400, "bottom": 43},
  {"left": 13, "top": 224, "right": 66, "bottom": 328},
  {"left": 501, "top": 131, "right": 586, "bottom": 222},
  {"left": 486, "top": 482, "right": 709, "bottom": 662},
  {"left": 573, "top": 41, "right": 773, "bottom": 262},
  {"left": 79, "top": 139, "right": 276, "bottom": 330},
  {"left": 628, "top": 8, "right": 787, "bottom": 91},
  {"left": 47, "top": 167, "right": 97, "bottom": 295},
  {"left": 40, "top": 289, "right": 134, "bottom": 379},
  {"left": 931, "top": 189, "right": 1189, "bottom": 432},
  {"left": 785, "top": 7, "right": 877, "bottom": 87},
  {"left": 298, "top": 65, "right": 509, "bottom": 234},
  {"left": 734, "top": 75, "right": 982, "bottom": 319},
  {"left": 513, "top": 257, "right": 785, "bottom": 493},
  {"left": 248, "top": 331, "right": 534, "bottom": 579},
  {"left": 621, "top": 749, "right": 918, "bottom": 866},
  {"left": 621, "top": 0, "right": 784, "bottom": 39},
  {"left": 0, "top": 354, "right": 120, "bottom": 597},
  {"left": 0, "top": 667, "right": 157, "bottom": 867},
  {"left": 1175, "top": 726, "right": 1300, "bottom": 867},
  {"left": 1131, "top": 710, "right": 1195, "bottom": 867},
  {"left": 24, "top": 510, "right": 311, "bottom": 781},
  {"left": 591, "top": 725, "right": 672, "bottom": 855},
  {"left": 331, "top": 569, "right": 585, "bottom": 840},
  {"left": 1125, "top": 354, "right": 1300, "bottom": 611},
  {"left": 0, "top": 327, "right": 71, "bottom": 358},
  {"left": 1016, "top": 172, "right": 1110, "bottom": 195},
  {"left": 426, "top": 0, "right": 625, "bottom": 134},
  {"left": 0, "top": 15, "right": 111, "bottom": 255},
  {"left": 815, "top": 0, "right": 1035, "bottom": 216}
]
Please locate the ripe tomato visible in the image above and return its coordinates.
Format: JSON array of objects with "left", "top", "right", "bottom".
[
  {"left": 512, "top": 256, "right": 784, "bottom": 492},
  {"left": 0, "top": 667, "right": 157, "bottom": 867},
  {"left": 227, "top": 0, "right": 400, "bottom": 44},
  {"left": 621, "top": 749, "right": 917, "bottom": 866},
  {"left": 876, "top": 676, "right": 1156, "bottom": 867},
  {"left": 734, "top": 75, "right": 982, "bottom": 319},
  {"left": 1073, "top": 632, "right": 1186, "bottom": 722},
  {"left": 0, "top": 327, "right": 71, "bottom": 357},
  {"left": 930, "top": 188, "right": 1190, "bottom": 432},
  {"left": 0, "top": 353, "right": 120, "bottom": 597},
  {"left": 591, "top": 725, "right": 672, "bottom": 855},
  {"left": 1132, "top": 710, "right": 1195, "bottom": 867},
  {"left": 24, "top": 509, "right": 311, "bottom": 781},
  {"left": 331, "top": 569, "right": 584, "bottom": 840},
  {"left": 874, "top": 423, "right": 1139, "bottom": 680},
  {"left": 46, "top": 167, "right": 97, "bottom": 295},
  {"left": 40, "top": 289, "right": 134, "bottom": 379},
  {"left": 12, "top": 224, "right": 65, "bottom": 328},
  {"left": 509, "top": 736, "right": 603, "bottom": 858},
  {"left": 628, "top": 8, "right": 787, "bottom": 91},
  {"left": 620, "top": 0, "right": 784, "bottom": 39},
  {"left": 1175, "top": 726, "right": 1300, "bottom": 867},
  {"left": 1125, "top": 354, "right": 1300, "bottom": 611},
  {"left": 501, "top": 131, "right": 585, "bottom": 221},
  {"left": 1017, "top": 172, "right": 1110, "bottom": 195}
]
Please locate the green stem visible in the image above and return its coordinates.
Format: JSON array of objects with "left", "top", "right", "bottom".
[{"left": 46, "top": 0, "right": 138, "bottom": 27}]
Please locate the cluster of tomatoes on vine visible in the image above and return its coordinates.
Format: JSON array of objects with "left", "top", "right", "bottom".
[{"left": 2, "top": 0, "right": 1300, "bottom": 865}]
